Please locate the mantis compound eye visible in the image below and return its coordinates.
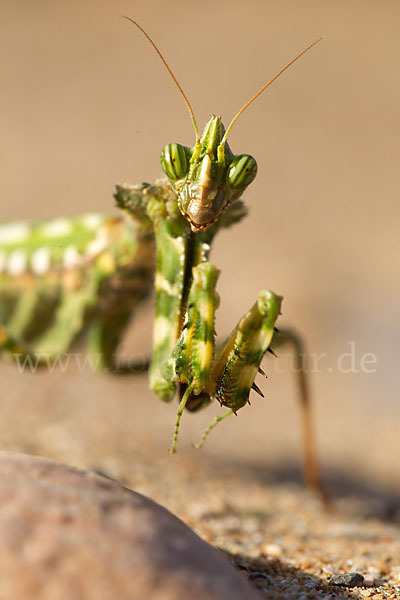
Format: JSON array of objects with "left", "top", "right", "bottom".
[
  {"left": 227, "top": 154, "right": 258, "bottom": 189},
  {"left": 160, "top": 143, "right": 191, "bottom": 181}
]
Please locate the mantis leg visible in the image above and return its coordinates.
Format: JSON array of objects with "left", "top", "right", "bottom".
[
  {"left": 194, "top": 410, "right": 235, "bottom": 449},
  {"left": 166, "top": 269, "right": 282, "bottom": 452},
  {"left": 272, "top": 327, "right": 328, "bottom": 502},
  {"left": 163, "top": 262, "right": 220, "bottom": 449},
  {"left": 87, "top": 307, "right": 150, "bottom": 375},
  {"left": 170, "top": 383, "right": 194, "bottom": 453},
  {"left": 193, "top": 288, "right": 281, "bottom": 443}
]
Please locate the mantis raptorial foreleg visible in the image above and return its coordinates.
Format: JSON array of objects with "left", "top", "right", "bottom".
[{"left": 165, "top": 256, "right": 282, "bottom": 452}]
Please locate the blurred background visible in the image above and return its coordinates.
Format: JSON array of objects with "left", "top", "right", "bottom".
[{"left": 0, "top": 0, "right": 399, "bottom": 499}]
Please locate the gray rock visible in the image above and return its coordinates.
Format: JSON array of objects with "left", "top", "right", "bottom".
[
  {"left": 0, "top": 451, "right": 259, "bottom": 600},
  {"left": 329, "top": 572, "right": 365, "bottom": 587}
]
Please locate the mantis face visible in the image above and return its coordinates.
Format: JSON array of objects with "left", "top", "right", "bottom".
[{"left": 160, "top": 116, "right": 257, "bottom": 232}]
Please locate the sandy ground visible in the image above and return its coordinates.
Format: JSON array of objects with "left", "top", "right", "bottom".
[
  {"left": 1, "top": 1, "right": 400, "bottom": 597},
  {"left": 0, "top": 388, "right": 399, "bottom": 598}
]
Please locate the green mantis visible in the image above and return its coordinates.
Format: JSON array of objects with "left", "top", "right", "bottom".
[{"left": 0, "top": 19, "right": 325, "bottom": 495}]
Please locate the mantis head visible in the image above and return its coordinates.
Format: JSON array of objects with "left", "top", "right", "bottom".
[{"left": 160, "top": 116, "right": 257, "bottom": 231}]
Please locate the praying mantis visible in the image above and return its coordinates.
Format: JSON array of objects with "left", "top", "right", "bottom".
[{"left": 0, "top": 18, "right": 325, "bottom": 497}]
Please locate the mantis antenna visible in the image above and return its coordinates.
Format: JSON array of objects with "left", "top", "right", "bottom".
[
  {"left": 123, "top": 17, "right": 323, "bottom": 146},
  {"left": 221, "top": 37, "right": 324, "bottom": 143},
  {"left": 122, "top": 16, "right": 200, "bottom": 141}
]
